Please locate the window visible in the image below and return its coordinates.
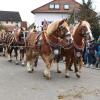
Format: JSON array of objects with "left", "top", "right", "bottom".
[
  {"left": 55, "top": 4, "right": 60, "bottom": 9},
  {"left": 11, "top": 21, "right": 13, "bottom": 24},
  {"left": 64, "top": 4, "right": 70, "bottom": 10},
  {"left": 42, "top": 21, "right": 44, "bottom": 25},
  {"left": 41, "top": 21, "right": 52, "bottom": 25},
  {"left": 49, "top": 4, "right": 54, "bottom": 9},
  {"left": 6, "top": 21, "right": 8, "bottom": 24},
  {"left": 48, "top": 21, "right": 52, "bottom": 24}
]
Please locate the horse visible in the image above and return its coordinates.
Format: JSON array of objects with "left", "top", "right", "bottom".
[
  {"left": 26, "top": 19, "right": 73, "bottom": 79},
  {"left": 58, "top": 20, "right": 94, "bottom": 78},
  {"left": 17, "top": 27, "right": 28, "bottom": 65},
  {"left": 1, "top": 27, "right": 28, "bottom": 65},
  {"left": 3, "top": 28, "right": 21, "bottom": 64},
  {"left": 0, "top": 29, "right": 9, "bottom": 56}
]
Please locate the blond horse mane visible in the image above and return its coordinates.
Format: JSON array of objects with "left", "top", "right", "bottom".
[
  {"left": 72, "top": 21, "right": 91, "bottom": 36},
  {"left": 47, "top": 19, "right": 69, "bottom": 35}
]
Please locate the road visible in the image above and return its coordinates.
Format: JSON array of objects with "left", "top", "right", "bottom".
[{"left": 0, "top": 56, "right": 100, "bottom": 100}]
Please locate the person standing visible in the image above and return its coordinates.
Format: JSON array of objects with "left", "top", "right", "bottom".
[
  {"left": 85, "top": 40, "right": 96, "bottom": 68},
  {"left": 95, "top": 36, "right": 100, "bottom": 69}
]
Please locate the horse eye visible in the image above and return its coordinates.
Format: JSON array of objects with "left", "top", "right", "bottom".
[
  {"left": 59, "top": 25, "right": 62, "bottom": 28},
  {"left": 65, "top": 39, "right": 68, "bottom": 42}
]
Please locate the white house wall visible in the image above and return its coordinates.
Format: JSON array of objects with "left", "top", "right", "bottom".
[
  {"left": 34, "top": 13, "right": 70, "bottom": 31},
  {"left": 0, "top": 21, "right": 21, "bottom": 27}
]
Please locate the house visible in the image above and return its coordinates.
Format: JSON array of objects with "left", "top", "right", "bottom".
[
  {"left": 0, "top": 10, "right": 22, "bottom": 31},
  {"left": 21, "top": 21, "right": 27, "bottom": 29},
  {"left": 31, "top": 0, "right": 80, "bottom": 31}
]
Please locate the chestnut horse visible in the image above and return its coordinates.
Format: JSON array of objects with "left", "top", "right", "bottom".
[
  {"left": 4, "top": 28, "right": 21, "bottom": 64},
  {"left": 26, "top": 19, "right": 73, "bottom": 79},
  {"left": 0, "top": 29, "right": 7, "bottom": 56},
  {"left": 58, "top": 20, "right": 94, "bottom": 78},
  {"left": 1, "top": 28, "right": 27, "bottom": 65}
]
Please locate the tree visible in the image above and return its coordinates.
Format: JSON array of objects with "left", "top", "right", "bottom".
[
  {"left": 68, "top": 0, "right": 100, "bottom": 40},
  {"left": 79, "top": 0, "right": 100, "bottom": 40},
  {"left": 68, "top": 11, "right": 74, "bottom": 25},
  {"left": 0, "top": 25, "right": 5, "bottom": 31}
]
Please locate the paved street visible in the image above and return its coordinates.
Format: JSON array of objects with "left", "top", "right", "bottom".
[{"left": 0, "top": 56, "right": 100, "bottom": 100}]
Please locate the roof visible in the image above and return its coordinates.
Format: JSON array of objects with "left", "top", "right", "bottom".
[
  {"left": 0, "top": 11, "right": 22, "bottom": 21},
  {"left": 31, "top": 0, "right": 80, "bottom": 14}
]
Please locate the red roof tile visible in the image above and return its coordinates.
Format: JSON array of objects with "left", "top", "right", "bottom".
[{"left": 31, "top": 0, "right": 80, "bottom": 14}]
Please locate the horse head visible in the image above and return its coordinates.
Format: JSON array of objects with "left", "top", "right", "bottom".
[
  {"left": 46, "top": 19, "right": 73, "bottom": 48},
  {"left": 58, "top": 19, "right": 73, "bottom": 46},
  {"left": 73, "top": 20, "right": 94, "bottom": 42}
]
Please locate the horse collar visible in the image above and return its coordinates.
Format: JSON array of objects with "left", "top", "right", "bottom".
[{"left": 73, "top": 39, "right": 84, "bottom": 50}]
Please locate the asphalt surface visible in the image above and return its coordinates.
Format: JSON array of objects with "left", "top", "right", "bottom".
[{"left": 0, "top": 55, "right": 100, "bottom": 100}]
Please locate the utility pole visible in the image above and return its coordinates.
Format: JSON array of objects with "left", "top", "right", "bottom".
[{"left": 73, "top": 9, "right": 75, "bottom": 24}]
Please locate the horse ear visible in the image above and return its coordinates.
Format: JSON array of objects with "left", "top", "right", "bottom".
[
  {"left": 79, "top": 20, "right": 82, "bottom": 25},
  {"left": 59, "top": 19, "right": 65, "bottom": 25},
  {"left": 65, "top": 18, "right": 68, "bottom": 22}
]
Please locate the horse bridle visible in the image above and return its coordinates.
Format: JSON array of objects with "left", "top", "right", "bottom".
[
  {"left": 77, "top": 24, "right": 90, "bottom": 39},
  {"left": 57, "top": 25, "right": 73, "bottom": 49},
  {"left": 58, "top": 25, "right": 70, "bottom": 37}
]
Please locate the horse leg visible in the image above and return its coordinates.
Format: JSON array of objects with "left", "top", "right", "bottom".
[
  {"left": 26, "top": 48, "right": 34, "bottom": 73},
  {"left": 34, "top": 55, "right": 38, "bottom": 67},
  {"left": 7, "top": 47, "right": 13, "bottom": 62},
  {"left": 74, "top": 59, "right": 80, "bottom": 78},
  {"left": 20, "top": 48, "right": 26, "bottom": 66},
  {"left": 65, "top": 58, "right": 70, "bottom": 78},
  {"left": 56, "top": 56, "right": 62, "bottom": 73},
  {"left": 68, "top": 58, "right": 73, "bottom": 71},
  {"left": 42, "top": 55, "right": 52, "bottom": 80},
  {"left": 79, "top": 57, "right": 84, "bottom": 73},
  {"left": 14, "top": 47, "right": 19, "bottom": 65},
  {"left": 3, "top": 46, "right": 7, "bottom": 56},
  {"left": 57, "top": 62, "right": 61, "bottom": 73},
  {"left": 19, "top": 48, "right": 22, "bottom": 61}
]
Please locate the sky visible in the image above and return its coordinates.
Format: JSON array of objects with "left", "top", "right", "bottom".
[{"left": 0, "top": 0, "right": 100, "bottom": 25}]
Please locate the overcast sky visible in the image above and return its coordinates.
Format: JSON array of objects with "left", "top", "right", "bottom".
[{"left": 0, "top": 0, "right": 100, "bottom": 25}]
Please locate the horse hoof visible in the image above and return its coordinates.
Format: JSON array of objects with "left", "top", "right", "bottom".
[
  {"left": 46, "top": 76, "right": 51, "bottom": 80},
  {"left": 65, "top": 75, "right": 70, "bottom": 78},
  {"left": 43, "top": 73, "right": 46, "bottom": 77},
  {"left": 3, "top": 54, "right": 5, "bottom": 56},
  {"left": 57, "top": 70, "right": 62, "bottom": 73},
  {"left": 20, "top": 59, "right": 22, "bottom": 61},
  {"left": 34, "top": 65, "right": 37, "bottom": 67},
  {"left": 28, "top": 69, "right": 34, "bottom": 73},
  {"left": 76, "top": 74, "right": 80, "bottom": 78},
  {"left": 8, "top": 60, "right": 12, "bottom": 62},
  {"left": 34, "top": 63, "right": 37, "bottom": 67},
  {"left": 15, "top": 62, "right": 19, "bottom": 65},
  {"left": 21, "top": 63, "right": 25, "bottom": 66},
  {"left": 43, "top": 73, "right": 51, "bottom": 80},
  {"left": 68, "top": 68, "right": 73, "bottom": 71}
]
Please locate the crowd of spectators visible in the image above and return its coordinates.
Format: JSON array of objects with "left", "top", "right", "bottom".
[{"left": 83, "top": 36, "right": 100, "bottom": 69}]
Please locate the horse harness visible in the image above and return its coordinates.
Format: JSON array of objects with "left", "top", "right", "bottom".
[{"left": 74, "top": 47, "right": 83, "bottom": 59}]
